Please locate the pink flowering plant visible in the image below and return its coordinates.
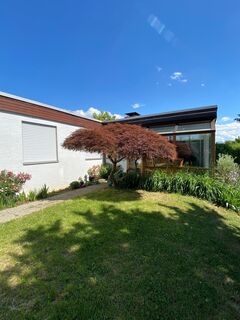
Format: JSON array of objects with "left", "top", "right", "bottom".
[
  {"left": 87, "top": 165, "right": 101, "bottom": 181},
  {"left": 0, "top": 170, "right": 31, "bottom": 204}
]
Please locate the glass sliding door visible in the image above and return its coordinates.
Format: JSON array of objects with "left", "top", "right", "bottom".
[{"left": 175, "top": 133, "right": 211, "bottom": 168}]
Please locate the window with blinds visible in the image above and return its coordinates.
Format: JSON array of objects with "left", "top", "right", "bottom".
[{"left": 22, "top": 122, "right": 58, "bottom": 164}]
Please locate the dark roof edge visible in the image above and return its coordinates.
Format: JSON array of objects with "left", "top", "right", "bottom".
[{"left": 104, "top": 105, "right": 218, "bottom": 123}]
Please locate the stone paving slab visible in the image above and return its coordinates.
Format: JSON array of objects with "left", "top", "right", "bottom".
[{"left": 0, "top": 183, "right": 108, "bottom": 224}]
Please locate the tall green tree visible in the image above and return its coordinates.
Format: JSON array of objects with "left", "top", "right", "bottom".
[
  {"left": 93, "top": 111, "right": 116, "bottom": 121},
  {"left": 216, "top": 138, "right": 240, "bottom": 164},
  {"left": 235, "top": 114, "right": 240, "bottom": 122}
]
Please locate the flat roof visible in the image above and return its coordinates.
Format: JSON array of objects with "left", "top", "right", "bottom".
[
  {"left": 0, "top": 91, "right": 100, "bottom": 123},
  {"left": 0, "top": 91, "right": 217, "bottom": 127},
  {"left": 104, "top": 105, "right": 217, "bottom": 126}
]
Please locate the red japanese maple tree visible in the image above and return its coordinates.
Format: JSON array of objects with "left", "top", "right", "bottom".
[{"left": 63, "top": 123, "right": 177, "bottom": 182}]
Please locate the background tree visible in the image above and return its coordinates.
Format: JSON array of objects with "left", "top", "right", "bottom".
[
  {"left": 235, "top": 114, "right": 240, "bottom": 122},
  {"left": 216, "top": 138, "right": 240, "bottom": 164},
  {"left": 93, "top": 111, "right": 116, "bottom": 121},
  {"left": 63, "top": 123, "right": 177, "bottom": 184}
]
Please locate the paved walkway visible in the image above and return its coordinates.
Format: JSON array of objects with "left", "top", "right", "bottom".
[{"left": 0, "top": 183, "right": 108, "bottom": 224}]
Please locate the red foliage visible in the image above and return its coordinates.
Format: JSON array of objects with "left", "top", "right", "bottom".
[
  {"left": 175, "top": 141, "right": 192, "bottom": 158},
  {"left": 63, "top": 123, "right": 177, "bottom": 164},
  {"left": 119, "top": 124, "right": 177, "bottom": 161}
]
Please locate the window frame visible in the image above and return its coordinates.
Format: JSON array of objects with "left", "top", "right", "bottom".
[{"left": 150, "top": 121, "right": 212, "bottom": 135}]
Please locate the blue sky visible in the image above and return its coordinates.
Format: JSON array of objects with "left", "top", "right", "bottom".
[{"left": 1, "top": 0, "right": 240, "bottom": 141}]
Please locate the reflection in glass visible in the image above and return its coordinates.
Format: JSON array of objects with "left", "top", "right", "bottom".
[{"left": 176, "top": 133, "right": 211, "bottom": 168}]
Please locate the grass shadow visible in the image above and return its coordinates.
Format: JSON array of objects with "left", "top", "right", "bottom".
[{"left": 0, "top": 189, "right": 240, "bottom": 319}]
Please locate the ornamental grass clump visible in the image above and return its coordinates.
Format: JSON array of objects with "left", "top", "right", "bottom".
[
  {"left": 116, "top": 170, "right": 240, "bottom": 212},
  {"left": 142, "top": 171, "right": 240, "bottom": 212}
]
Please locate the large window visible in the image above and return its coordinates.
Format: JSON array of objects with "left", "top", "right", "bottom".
[
  {"left": 22, "top": 122, "right": 58, "bottom": 165},
  {"left": 176, "top": 133, "right": 211, "bottom": 168}
]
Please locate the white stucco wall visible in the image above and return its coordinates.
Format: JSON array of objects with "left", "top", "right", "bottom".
[
  {"left": 106, "top": 158, "right": 127, "bottom": 172},
  {"left": 0, "top": 111, "right": 102, "bottom": 192}
]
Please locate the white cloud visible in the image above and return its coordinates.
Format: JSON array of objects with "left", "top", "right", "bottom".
[
  {"left": 170, "top": 72, "right": 188, "bottom": 83},
  {"left": 131, "top": 103, "right": 144, "bottom": 109},
  {"left": 216, "top": 121, "right": 240, "bottom": 142},
  {"left": 170, "top": 72, "right": 182, "bottom": 80},
  {"left": 201, "top": 83, "right": 205, "bottom": 87},
  {"left": 156, "top": 66, "right": 162, "bottom": 72},
  {"left": 221, "top": 116, "right": 232, "bottom": 122},
  {"left": 70, "top": 107, "right": 123, "bottom": 120}
]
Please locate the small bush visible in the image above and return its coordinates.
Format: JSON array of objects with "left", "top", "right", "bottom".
[
  {"left": 216, "top": 154, "right": 240, "bottom": 186},
  {"left": 69, "top": 181, "right": 81, "bottom": 190},
  {"left": 27, "top": 190, "right": 38, "bottom": 202},
  {"left": 0, "top": 170, "right": 31, "bottom": 208},
  {"left": 115, "top": 170, "right": 142, "bottom": 189},
  {"left": 99, "top": 164, "right": 112, "bottom": 179},
  {"left": 17, "top": 192, "right": 28, "bottom": 203},
  {"left": 36, "top": 184, "right": 49, "bottom": 200},
  {"left": 87, "top": 165, "right": 101, "bottom": 180}
]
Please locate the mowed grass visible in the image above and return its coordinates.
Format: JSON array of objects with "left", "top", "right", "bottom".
[{"left": 0, "top": 189, "right": 240, "bottom": 320}]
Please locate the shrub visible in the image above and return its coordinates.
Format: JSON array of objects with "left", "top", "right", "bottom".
[
  {"left": 216, "top": 138, "right": 240, "bottom": 164},
  {"left": 69, "top": 181, "right": 81, "bottom": 190},
  {"left": 28, "top": 190, "right": 38, "bottom": 202},
  {"left": 145, "top": 171, "right": 240, "bottom": 212},
  {"left": 114, "top": 170, "right": 142, "bottom": 189},
  {"left": 87, "top": 165, "right": 101, "bottom": 180},
  {"left": 79, "top": 179, "right": 85, "bottom": 187},
  {"left": 36, "top": 184, "right": 49, "bottom": 200},
  {"left": 116, "top": 170, "right": 240, "bottom": 212},
  {"left": 99, "top": 164, "right": 112, "bottom": 179},
  {"left": 216, "top": 154, "right": 240, "bottom": 186},
  {"left": 0, "top": 170, "right": 31, "bottom": 206}
]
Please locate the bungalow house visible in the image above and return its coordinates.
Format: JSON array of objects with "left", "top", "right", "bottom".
[
  {"left": 105, "top": 106, "right": 217, "bottom": 172},
  {"left": 0, "top": 92, "right": 102, "bottom": 191},
  {"left": 0, "top": 91, "right": 217, "bottom": 191}
]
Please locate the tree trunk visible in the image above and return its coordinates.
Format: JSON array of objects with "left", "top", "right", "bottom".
[
  {"left": 109, "top": 161, "right": 117, "bottom": 186},
  {"left": 134, "top": 159, "right": 138, "bottom": 171}
]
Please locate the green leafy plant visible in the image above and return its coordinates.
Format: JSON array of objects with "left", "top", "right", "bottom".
[
  {"left": 116, "top": 170, "right": 240, "bottom": 212},
  {"left": 92, "top": 111, "right": 116, "bottom": 121},
  {"left": 216, "top": 137, "right": 240, "bottom": 164},
  {"left": 17, "top": 192, "right": 28, "bottom": 203},
  {"left": 0, "top": 170, "right": 31, "bottom": 208},
  {"left": 69, "top": 181, "right": 81, "bottom": 190},
  {"left": 99, "top": 164, "right": 112, "bottom": 179},
  {"left": 27, "top": 190, "right": 38, "bottom": 202},
  {"left": 216, "top": 154, "right": 240, "bottom": 186},
  {"left": 36, "top": 184, "right": 49, "bottom": 200},
  {"left": 114, "top": 170, "right": 141, "bottom": 189}
]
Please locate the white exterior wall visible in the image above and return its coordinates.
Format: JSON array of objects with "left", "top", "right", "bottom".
[
  {"left": 0, "top": 111, "right": 102, "bottom": 192},
  {"left": 106, "top": 158, "right": 127, "bottom": 172}
]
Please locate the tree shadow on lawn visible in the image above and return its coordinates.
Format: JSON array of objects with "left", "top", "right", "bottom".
[{"left": 0, "top": 190, "right": 240, "bottom": 320}]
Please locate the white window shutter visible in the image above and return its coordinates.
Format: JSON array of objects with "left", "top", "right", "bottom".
[{"left": 22, "top": 122, "right": 58, "bottom": 164}]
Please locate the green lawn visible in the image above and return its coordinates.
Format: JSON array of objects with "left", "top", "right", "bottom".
[{"left": 0, "top": 189, "right": 239, "bottom": 319}]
